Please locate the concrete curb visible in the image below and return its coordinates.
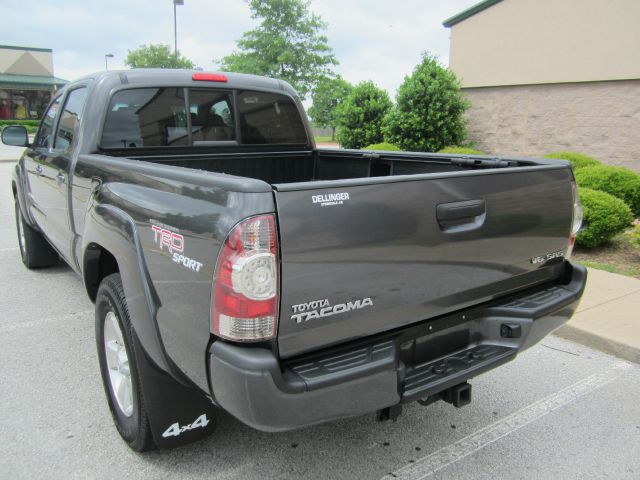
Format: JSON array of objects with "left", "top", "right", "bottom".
[{"left": 555, "top": 325, "right": 640, "bottom": 364}]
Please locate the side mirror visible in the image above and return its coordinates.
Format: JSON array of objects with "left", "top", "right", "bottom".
[{"left": 1, "top": 125, "right": 30, "bottom": 147}]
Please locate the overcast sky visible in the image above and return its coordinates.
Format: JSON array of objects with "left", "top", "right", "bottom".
[{"left": 2, "top": 0, "right": 478, "bottom": 97}]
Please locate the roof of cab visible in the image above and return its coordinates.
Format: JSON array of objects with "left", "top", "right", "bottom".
[{"left": 71, "top": 69, "right": 299, "bottom": 97}]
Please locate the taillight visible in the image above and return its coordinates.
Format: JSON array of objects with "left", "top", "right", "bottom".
[
  {"left": 212, "top": 215, "right": 278, "bottom": 341},
  {"left": 566, "top": 180, "right": 583, "bottom": 259}
]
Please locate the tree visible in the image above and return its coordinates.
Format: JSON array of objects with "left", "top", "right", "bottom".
[
  {"left": 383, "top": 52, "right": 470, "bottom": 152},
  {"left": 219, "top": 0, "right": 337, "bottom": 99},
  {"left": 335, "top": 81, "right": 392, "bottom": 149},
  {"left": 308, "top": 76, "right": 352, "bottom": 140},
  {"left": 125, "top": 44, "right": 195, "bottom": 69}
]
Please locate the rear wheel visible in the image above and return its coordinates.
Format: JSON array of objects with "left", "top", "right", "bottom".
[
  {"left": 14, "top": 197, "right": 58, "bottom": 269},
  {"left": 96, "top": 273, "right": 156, "bottom": 452}
]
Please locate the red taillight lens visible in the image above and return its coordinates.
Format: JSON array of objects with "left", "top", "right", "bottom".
[
  {"left": 212, "top": 215, "right": 278, "bottom": 341},
  {"left": 192, "top": 72, "right": 228, "bottom": 83}
]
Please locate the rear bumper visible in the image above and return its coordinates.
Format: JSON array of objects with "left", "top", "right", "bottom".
[{"left": 208, "top": 261, "right": 587, "bottom": 432}]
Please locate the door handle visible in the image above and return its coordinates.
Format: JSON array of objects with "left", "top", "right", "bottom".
[
  {"left": 35, "top": 164, "right": 43, "bottom": 175},
  {"left": 56, "top": 172, "right": 66, "bottom": 184}
]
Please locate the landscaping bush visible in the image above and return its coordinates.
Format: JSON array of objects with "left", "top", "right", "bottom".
[
  {"left": 383, "top": 52, "right": 469, "bottom": 152},
  {"left": 0, "top": 119, "right": 39, "bottom": 134},
  {"left": 335, "top": 81, "right": 392, "bottom": 149},
  {"left": 362, "top": 142, "right": 401, "bottom": 151},
  {"left": 630, "top": 224, "right": 640, "bottom": 248},
  {"left": 438, "top": 146, "right": 485, "bottom": 155},
  {"left": 545, "top": 151, "right": 600, "bottom": 170},
  {"left": 576, "top": 188, "right": 633, "bottom": 248},
  {"left": 575, "top": 165, "right": 640, "bottom": 217}
]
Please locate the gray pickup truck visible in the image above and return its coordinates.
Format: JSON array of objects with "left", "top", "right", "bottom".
[{"left": 4, "top": 69, "right": 586, "bottom": 451}]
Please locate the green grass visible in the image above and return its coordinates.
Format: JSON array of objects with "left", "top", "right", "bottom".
[
  {"left": 576, "top": 260, "right": 640, "bottom": 278},
  {"left": 314, "top": 136, "right": 334, "bottom": 143}
]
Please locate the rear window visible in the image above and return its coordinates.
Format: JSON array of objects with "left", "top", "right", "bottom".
[
  {"left": 189, "top": 89, "right": 235, "bottom": 144},
  {"left": 101, "top": 87, "right": 307, "bottom": 148},
  {"left": 237, "top": 90, "right": 307, "bottom": 144},
  {"left": 102, "top": 88, "right": 188, "bottom": 148}
]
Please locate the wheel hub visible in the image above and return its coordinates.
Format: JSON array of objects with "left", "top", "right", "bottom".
[{"left": 104, "top": 311, "right": 133, "bottom": 417}]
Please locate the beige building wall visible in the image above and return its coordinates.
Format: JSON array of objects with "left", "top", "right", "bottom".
[
  {"left": 449, "top": 0, "right": 640, "bottom": 88},
  {"left": 463, "top": 80, "right": 640, "bottom": 172},
  {"left": 0, "top": 47, "right": 54, "bottom": 76}
]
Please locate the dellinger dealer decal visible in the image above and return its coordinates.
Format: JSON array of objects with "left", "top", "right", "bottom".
[
  {"left": 312, "top": 192, "right": 350, "bottom": 207},
  {"left": 291, "top": 297, "right": 373, "bottom": 323}
]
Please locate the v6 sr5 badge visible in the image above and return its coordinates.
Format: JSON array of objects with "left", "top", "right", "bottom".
[{"left": 151, "top": 224, "right": 203, "bottom": 273}]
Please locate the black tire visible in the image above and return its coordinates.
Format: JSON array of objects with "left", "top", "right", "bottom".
[
  {"left": 96, "top": 273, "right": 156, "bottom": 452},
  {"left": 14, "top": 197, "right": 58, "bottom": 269}
]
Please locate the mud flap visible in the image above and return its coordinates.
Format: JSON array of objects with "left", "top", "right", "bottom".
[{"left": 134, "top": 334, "right": 217, "bottom": 449}]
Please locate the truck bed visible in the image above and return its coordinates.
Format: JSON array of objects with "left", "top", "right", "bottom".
[
  {"left": 125, "top": 148, "right": 542, "bottom": 186},
  {"left": 116, "top": 148, "right": 573, "bottom": 358}
]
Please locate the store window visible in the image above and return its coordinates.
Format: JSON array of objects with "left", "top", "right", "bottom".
[{"left": 0, "top": 89, "right": 53, "bottom": 120}]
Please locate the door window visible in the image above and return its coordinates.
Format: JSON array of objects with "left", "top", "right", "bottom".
[
  {"left": 55, "top": 87, "right": 88, "bottom": 152},
  {"left": 33, "top": 97, "right": 62, "bottom": 148}
]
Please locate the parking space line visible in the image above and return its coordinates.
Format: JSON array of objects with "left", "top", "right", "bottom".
[
  {"left": 0, "top": 247, "right": 19, "bottom": 252},
  {"left": 382, "top": 361, "right": 633, "bottom": 480},
  {"left": 0, "top": 310, "right": 93, "bottom": 334}
]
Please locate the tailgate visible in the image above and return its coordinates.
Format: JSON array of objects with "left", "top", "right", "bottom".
[{"left": 274, "top": 167, "right": 573, "bottom": 358}]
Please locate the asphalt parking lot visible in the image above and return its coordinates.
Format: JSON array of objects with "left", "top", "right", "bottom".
[{"left": 1, "top": 160, "right": 639, "bottom": 479}]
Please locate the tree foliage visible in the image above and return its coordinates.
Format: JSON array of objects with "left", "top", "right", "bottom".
[
  {"left": 308, "top": 76, "right": 352, "bottom": 139},
  {"left": 383, "top": 52, "right": 469, "bottom": 152},
  {"left": 335, "top": 81, "right": 392, "bottom": 149},
  {"left": 125, "top": 44, "right": 195, "bottom": 69},
  {"left": 219, "top": 0, "right": 337, "bottom": 99}
]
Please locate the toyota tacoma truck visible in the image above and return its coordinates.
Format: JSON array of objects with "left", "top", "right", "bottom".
[{"left": 5, "top": 69, "right": 586, "bottom": 451}]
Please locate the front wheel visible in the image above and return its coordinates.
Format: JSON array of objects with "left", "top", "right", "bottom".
[{"left": 95, "top": 273, "right": 156, "bottom": 452}]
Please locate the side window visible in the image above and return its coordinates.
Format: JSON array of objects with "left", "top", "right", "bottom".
[
  {"left": 33, "top": 97, "right": 62, "bottom": 148},
  {"left": 236, "top": 91, "right": 307, "bottom": 144},
  {"left": 101, "top": 88, "right": 187, "bottom": 148},
  {"left": 188, "top": 89, "right": 235, "bottom": 143},
  {"left": 54, "top": 88, "right": 88, "bottom": 152}
]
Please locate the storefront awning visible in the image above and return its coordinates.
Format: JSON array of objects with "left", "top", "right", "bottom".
[{"left": 0, "top": 73, "right": 67, "bottom": 89}]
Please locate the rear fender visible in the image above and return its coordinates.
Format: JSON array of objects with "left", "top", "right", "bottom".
[{"left": 82, "top": 203, "right": 216, "bottom": 448}]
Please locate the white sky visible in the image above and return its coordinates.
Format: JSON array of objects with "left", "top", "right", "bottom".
[{"left": 1, "top": 0, "right": 478, "bottom": 98}]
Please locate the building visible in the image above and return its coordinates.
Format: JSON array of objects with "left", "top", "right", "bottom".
[
  {"left": 0, "top": 45, "right": 67, "bottom": 121},
  {"left": 444, "top": 0, "right": 640, "bottom": 171}
]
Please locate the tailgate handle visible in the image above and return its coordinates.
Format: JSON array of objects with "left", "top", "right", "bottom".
[
  {"left": 437, "top": 199, "right": 486, "bottom": 232},
  {"left": 437, "top": 199, "right": 485, "bottom": 221}
]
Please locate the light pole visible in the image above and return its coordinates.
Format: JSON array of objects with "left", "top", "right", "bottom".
[
  {"left": 173, "top": 0, "right": 184, "bottom": 61},
  {"left": 105, "top": 53, "right": 114, "bottom": 70}
]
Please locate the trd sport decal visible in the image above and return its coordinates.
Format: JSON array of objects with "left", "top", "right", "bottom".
[
  {"left": 151, "top": 224, "right": 203, "bottom": 273},
  {"left": 151, "top": 224, "right": 184, "bottom": 253}
]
